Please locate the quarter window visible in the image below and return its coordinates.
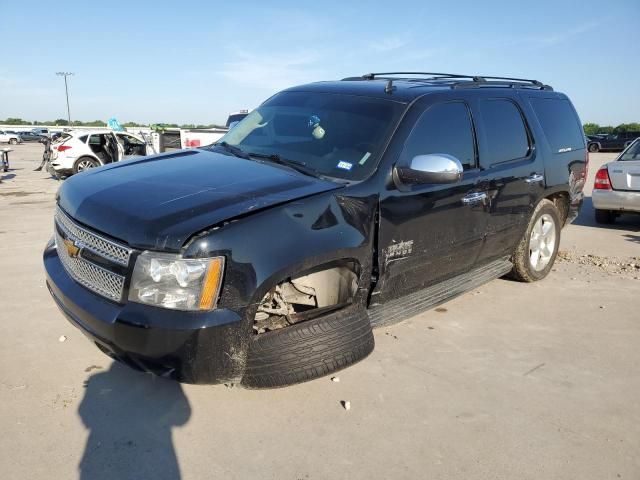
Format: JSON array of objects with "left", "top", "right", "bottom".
[
  {"left": 478, "top": 99, "right": 530, "bottom": 165},
  {"left": 530, "top": 98, "right": 584, "bottom": 153},
  {"left": 400, "top": 102, "right": 476, "bottom": 170}
]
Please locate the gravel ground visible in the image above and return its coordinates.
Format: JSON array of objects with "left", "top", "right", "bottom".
[{"left": 1, "top": 144, "right": 639, "bottom": 480}]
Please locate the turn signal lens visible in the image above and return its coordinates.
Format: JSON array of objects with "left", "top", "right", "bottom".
[
  {"left": 594, "top": 167, "right": 611, "bottom": 190},
  {"left": 199, "top": 258, "right": 224, "bottom": 310}
]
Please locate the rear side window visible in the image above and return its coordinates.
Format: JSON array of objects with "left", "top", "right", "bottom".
[
  {"left": 400, "top": 102, "right": 476, "bottom": 170},
  {"left": 478, "top": 99, "right": 530, "bottom": 165},
  {"left": 530, "top": 98, "right": 584, "bottom": 153},
  {"left": 78, "top": 135, "right": 88, "bottom": 143}
]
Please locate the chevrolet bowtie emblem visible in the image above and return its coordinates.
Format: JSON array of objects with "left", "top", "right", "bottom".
[{"left": 63, "top": 238, "right": 81, "bottom": 258}]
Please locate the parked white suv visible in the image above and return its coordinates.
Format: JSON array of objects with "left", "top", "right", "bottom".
[
  {"left": 49, "top": 130, "right": 152, "bottom": 176},
  {"left": 0, "top": 130, "right": 23, "bottom": 145}
]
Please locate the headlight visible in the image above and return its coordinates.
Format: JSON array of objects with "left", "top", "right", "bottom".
[{"left": 129, "top": 252, "right": 224, "bottom": 311}]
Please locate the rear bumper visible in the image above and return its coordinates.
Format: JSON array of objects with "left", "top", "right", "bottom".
[
  {"left": 592, "top": 189, "right": 640, "bottom": 213},
  {"left": 44, "top": 241, "right": 249, "bottom": 384}
]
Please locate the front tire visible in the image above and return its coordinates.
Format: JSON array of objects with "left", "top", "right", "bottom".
[
  {"left": 73, "top": 157, "right": 100, "bottom": 174},
  {"left": 588, "top": 143, "right": 599, "bottom": 153},
  {"left": 511, "top": 199, "right": 561, "bottom": 282},
  {"left": 242, "top": 308, "right": 374, "bottom": 389},
  {"left": 595, "top": 208, "right": 615, "bottom": 224},
  {"left": 9, "top": 138, "right": 17, "bottom": 145}
]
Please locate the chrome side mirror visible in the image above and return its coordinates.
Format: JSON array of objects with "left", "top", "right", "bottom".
[{"left": 395, "top": 154, "right": 464, "bottom": 185}]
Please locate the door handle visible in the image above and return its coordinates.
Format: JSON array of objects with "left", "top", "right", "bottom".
[
  {"left": 461, "top": 192, "right": 488, "bottom": 205},
  {"left": 525, "top": 173, "right": 544, "bottom": 184}
]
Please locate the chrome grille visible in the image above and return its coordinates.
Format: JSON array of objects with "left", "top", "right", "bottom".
[
  {"left": 55, "top": 207, "right": 131, "bottom": 266},
  {"left": 54, "top": 208, "right": 131, "bottom": 302}
]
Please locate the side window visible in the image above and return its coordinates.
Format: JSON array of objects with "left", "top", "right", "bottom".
[
  {"left": 530, "top": 98, "right": 584, "bottom": 153},
  {"left": 118, "top": 134, "right": 144, "bottom": 145},
  {"left": 478, "top": 99, "right": 530, "bottom": 166},
  {"left": 400, "top": 102, "right": 476, "bottom": 170},
  {"left": 88, "top": 134, "right": 101, "bottom": 145},
  {"left": 78, "top": 135, "right": 88, "bottom": 143}
]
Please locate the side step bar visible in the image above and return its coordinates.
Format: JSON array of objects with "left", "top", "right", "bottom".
[{"left": 367, "top": 258, "right": 513, "bottom": 329}]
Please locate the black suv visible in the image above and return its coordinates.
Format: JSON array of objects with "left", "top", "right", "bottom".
[
  {"left": 44, "top": 72, "right": 587, "bottom": 388},
  {"left": 588, "top": 131, "right": 640, "bottom": 152}
]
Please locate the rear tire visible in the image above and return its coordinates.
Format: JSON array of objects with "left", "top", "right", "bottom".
[
  {"left": 73, "top": 157, "right": 100, "bottom": 174},
  {"left": 242, "top": 308, "right": 374, "bottom": 389},
  {"left": 595, "top": 208, "right": 615, "bottom": 224},
  {"left": 588, "top": 143, "right": 599, "bottom": 153},
  {"left": 9, "top": 138, "right": 17, "bottom": 145},
  {"left": 511, "top": 199, "right": 561, "bottom": 282}
]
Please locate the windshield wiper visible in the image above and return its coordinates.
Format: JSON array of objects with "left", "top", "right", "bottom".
[
  {"left": 212, "top": 141, "right": 251, "bottom": 159},
  {"left": 247, "top": 152, "right": 322, "bottom": 179}
]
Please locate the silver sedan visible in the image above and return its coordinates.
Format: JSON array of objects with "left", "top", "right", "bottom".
[{"left": 592, "top": 138, "right": 640, "bottom": 223}]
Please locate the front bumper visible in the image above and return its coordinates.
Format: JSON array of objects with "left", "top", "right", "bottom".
[
  {"left": 592, "top": 189, "right": 640, "bottom": 213},
  {"left": 44, "top": 241, "right": 248, "bottom": 384}
]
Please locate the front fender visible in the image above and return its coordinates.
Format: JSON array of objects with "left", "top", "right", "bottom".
[{"left": 183, "top": 190, "right": 378, "bottom": 313}]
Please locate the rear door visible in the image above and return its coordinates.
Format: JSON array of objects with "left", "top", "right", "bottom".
[
  {"left": 375, "top": 98, "right": 488, "bottom": 302},
  {"left": 473, "top": 96, "right": 545, "bottom": 263}
]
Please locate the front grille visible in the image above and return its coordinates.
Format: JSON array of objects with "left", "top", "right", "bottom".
[
  {"left": 54, "top": 207, "right": 131, "bottom": 302},
  {"left": 55, "top": 207, "right": 130, "bottom": 266}
]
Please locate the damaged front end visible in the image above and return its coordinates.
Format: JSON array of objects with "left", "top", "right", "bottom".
[{"left": 254, "top": 262, "right": 359, "bottom": 333}]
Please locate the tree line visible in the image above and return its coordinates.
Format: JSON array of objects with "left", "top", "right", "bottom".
[
  {"left": 3, "top": 117, "right": 638, "bottom": 135},
  {"left": 0, "top": 118, "right": 221, "bottom": 129},
  {"left": 582, "top": 123, "right": 640, "bottom": 135}
]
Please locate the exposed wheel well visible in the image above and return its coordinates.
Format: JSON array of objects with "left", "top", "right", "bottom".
[
  {"left": 253, "top": 259, "right": 360, "bottom": 334},
  {"left": 545, "top": 191, "right": 570, "bottom": 224}
]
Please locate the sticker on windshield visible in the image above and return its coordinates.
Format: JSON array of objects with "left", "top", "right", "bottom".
[
  {"left": 359, "top": 152, "right": 372, "bottom": 165},
  {"left": 308, "top": 115, "right": 321, "bottom": 128},
  {"left": 337, "top": 161, "right": 353, "bottom": 171}
]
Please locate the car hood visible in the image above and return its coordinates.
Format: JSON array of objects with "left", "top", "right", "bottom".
[{"left": 57, "top": 149, "right": 342, "bottom": 251}]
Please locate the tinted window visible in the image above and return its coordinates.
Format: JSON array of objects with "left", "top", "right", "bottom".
[
  {"left": 479, "top": 99, "right": 529, "bottom": 165},
  {"left": 530, "top": 98, "right": 584, "bottom": 152},
  {"left": 220, "top": 92, "right": 403, "bottom": 181},
  {"left": 400, "top": 102, "right": 476, "bottom": 170},
  {"left": 78, "top": 135, "right": 88, "bottom": 143}
]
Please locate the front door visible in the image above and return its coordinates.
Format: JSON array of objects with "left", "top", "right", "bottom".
[{"left": 374, "top": 100, "right": 488, "bottom": 304}]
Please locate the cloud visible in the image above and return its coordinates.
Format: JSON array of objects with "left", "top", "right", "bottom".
[
  {"left": 516, "top": 21, "right": 600, "bottom": 49},
  {"left": 219, "top": 49, "right": 327, "bottom": 91},
  {"left": 369, "top": 35, "right": 411, "bottom": 52}
]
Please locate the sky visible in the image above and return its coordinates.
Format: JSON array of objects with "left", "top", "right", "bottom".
[{"left": 1, "top": 0, "right": 638, "bottom": 126}]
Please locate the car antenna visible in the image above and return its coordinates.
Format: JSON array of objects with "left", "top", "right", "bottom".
[{"left": 385, "top": 79, "right": 395, "bottom": 94}]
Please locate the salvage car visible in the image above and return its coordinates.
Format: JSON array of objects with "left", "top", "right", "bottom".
[
  {"left": 592, "top": 137, "right": 640, "bottom": 223},
  {"left": 0, "top": 130, "right": 22, "bottom": 145},
  {"left": 588, "top": 131, "right": 640, "bottom": 152},
  {"left": 19, "top": 131, "right": 45, "bottom": 142},
  {"left": 44, "top": 72, "right": 587, "bottom": 388},
  {"left": 48, "top": 129, "right": 152, "bottom": 176}
]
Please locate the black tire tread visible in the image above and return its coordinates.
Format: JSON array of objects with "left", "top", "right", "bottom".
[{"left": 242, "top": 309, "right": 374, "bottom": 389}]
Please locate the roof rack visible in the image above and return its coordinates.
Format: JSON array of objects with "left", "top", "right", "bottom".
[{"left": 342, "top": 72, "right": 553, "bottom": 91}]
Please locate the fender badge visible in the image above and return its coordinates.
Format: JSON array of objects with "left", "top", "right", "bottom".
[{"left": 63, "top": 238, "right": 82, "bottom": 258}]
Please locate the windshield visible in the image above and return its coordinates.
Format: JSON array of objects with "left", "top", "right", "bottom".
[
  {"left": 620, "top": 140, "right": 640, "bottom": 161},
  {"left": 217, "top": 91, "right": 404, "bottom": 180}
]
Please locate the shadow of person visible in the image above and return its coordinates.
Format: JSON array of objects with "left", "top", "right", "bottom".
[{"left": 78, "top": 362, "right": 191, "bottom": 480}]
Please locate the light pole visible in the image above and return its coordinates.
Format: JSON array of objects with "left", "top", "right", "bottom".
[{"left": 56, "top": 72, "right": 74, "bottom": 126}]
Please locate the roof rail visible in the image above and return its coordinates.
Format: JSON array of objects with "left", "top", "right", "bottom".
[
  {"left": 342, "top": 72, "right": 553, "bottom": 91},
  {"left": 351, "top": 72, "right": 484, "bottom": 81},
  {"left": 452, "top": 79, "right": 553, "bottom": 91}
]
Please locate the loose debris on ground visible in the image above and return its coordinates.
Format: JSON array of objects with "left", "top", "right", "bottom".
[{"left": 557, "top": 250, "right": 640, "bottom": 278}]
